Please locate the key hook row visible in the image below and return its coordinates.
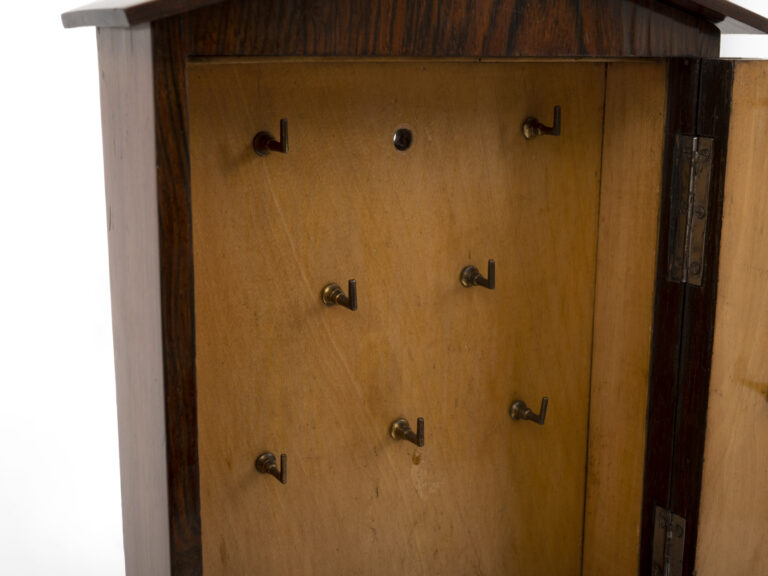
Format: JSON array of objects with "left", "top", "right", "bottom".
[
  {"left": 252, "top": 108, "right": 561, "bottom": 158},
  {"left": 320, "top": 259, "right": 496, "bottom": 313},
  {"left": 254, "top": 397, "right": 551, "bottom": 487}
]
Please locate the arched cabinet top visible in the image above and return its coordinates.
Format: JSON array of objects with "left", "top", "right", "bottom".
[{"left": 62, "top": 0, "right": 768, "bottom": 34}]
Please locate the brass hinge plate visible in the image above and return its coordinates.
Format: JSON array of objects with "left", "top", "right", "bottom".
[
  {"left": 652, "top": 506, "right": 686, "bottom": 576},
  {"left": 668, "top": 135, "right": 714, "bottom": 286}
]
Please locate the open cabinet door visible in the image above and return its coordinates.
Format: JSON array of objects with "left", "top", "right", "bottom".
[
  {"left": 642, "top": 59, "right": 768, "bottom": 576},
  {"left": 640, "top": 59, "right": 734, "bottom": 576},
  {"left": 694, "top": 61, "right": 768, "bottom": 576}
]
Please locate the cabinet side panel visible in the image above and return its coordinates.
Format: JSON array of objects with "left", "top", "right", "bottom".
[
  {"left": 97, "top": 25, "right": 171, "bottom": 576},
  {"left": 695, "top": 61, "right": 768, "bottom": 576},
  {"left": 581, "top": 61, "right": 667, "bottom": 576}
]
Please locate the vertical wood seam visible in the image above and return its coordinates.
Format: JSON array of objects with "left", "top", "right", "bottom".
[{"left": 579, "top": 61, "right": 610, "bottom": 576}]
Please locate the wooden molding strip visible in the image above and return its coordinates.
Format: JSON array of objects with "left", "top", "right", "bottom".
[
  {"left": 665, "top": 0, "right": 768, "bottom": 33},
  {"left": 64, "top": 0, "right": 766, "bottom": 35},
  {"left": 62, "top": 0, "right": 225, "bottom": 29}
]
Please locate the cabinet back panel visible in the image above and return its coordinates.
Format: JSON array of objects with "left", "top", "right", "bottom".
[{"left": 188, "top": 61, "right": 605, "bottom": 575}]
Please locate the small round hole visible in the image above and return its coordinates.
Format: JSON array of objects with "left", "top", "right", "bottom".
[{"left": 393, "top": 128, "right": 413, "bottom": 151}]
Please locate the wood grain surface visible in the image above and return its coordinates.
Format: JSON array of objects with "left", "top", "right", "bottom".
[
  {"left": 179, "top": 0, "right": 718, "bottom": 58},
  {"left": 189, "top": 60, "right": 606, "bottom": 576},
  {"left": 153, "top": 17, "right": 203, "bottom": 575},
  {"left": 695, "top": 61, "right": 768, "bottom": 576},
  {"left": 63, "top": 0, "right": 767, "bottom": 36},
  {"left": 581, "top": 61, "right": 667, "bottom": 576},
  {"left": 97, "top": 24, "right": 171, "bottom": 576},
  {"left": 141, "top": 3, "right": 717, "bottom": 571}
]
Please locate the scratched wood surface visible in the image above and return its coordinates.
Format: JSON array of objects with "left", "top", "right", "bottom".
[
  {"left": 695, "top": 61, "right": 768, "bottom": 576},
  {"left": 189, "top": 61, "right": 605, "bottom": 575}
]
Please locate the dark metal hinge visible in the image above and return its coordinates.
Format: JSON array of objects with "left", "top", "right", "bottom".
[
  {"left": 652, "top": 506, "right": 686, "bottom": 576},
  {"left": 668, "top": 135, "right": 714, "bottom": 286}
]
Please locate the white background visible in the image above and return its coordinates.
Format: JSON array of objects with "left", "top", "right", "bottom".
[{"left": 0, "top": 1, "right": 766, "bottom": 574}]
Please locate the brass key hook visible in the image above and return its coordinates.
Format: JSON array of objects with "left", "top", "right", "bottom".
[
  {"left": 255, "top": 452, "right": 287, "bottom": 484},
  {"left": 253, "top": 118, "right": 288, "bottom": 156},
  {"left": 460, "top": 259, "right": 495, "bottom": 289},
  {"left": 522, "top": 106, "right": 561, "bottom": 140},
  {"left": 390, "top": 417, "right": 424, "bottom": 447},
  {"left": 321, "top": 279, "right": 357, "bottom": 311},
  {"left": 509, "top": 397, "right": 548, "bottom": 425}
]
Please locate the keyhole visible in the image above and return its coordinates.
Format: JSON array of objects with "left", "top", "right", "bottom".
[{"left": 393, "top": 128, "right": 413, "bottom": 151}]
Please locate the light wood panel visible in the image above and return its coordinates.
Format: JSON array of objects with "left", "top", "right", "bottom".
[
  {"left": 189, "top": 61, "right": 606, "bottom": 575},
  {"left": 581, "top": 61, "right": 667, "bottom": 576},
  {"left": 96, "top": 25, "right": 171, "bottom": 576},
  {"left": 695, "top": 61, "right": 768, "bottom": 576}
]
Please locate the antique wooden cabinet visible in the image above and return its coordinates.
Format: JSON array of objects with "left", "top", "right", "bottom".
[{"left": 63, "top": 1, "right": 768, "bottom": 575}]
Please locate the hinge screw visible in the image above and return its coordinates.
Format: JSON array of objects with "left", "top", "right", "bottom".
[{"left": 690, "top": 262, "right": 701, "bottom": 275}]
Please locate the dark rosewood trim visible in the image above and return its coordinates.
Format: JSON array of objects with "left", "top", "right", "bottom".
[
  {"left": 180, "top": 0, "right": 718, "bottom": 58},
  {"left": 153, "top": 17, "right": 203, "bottom": 575},
  {"left": 639, "top": 59, "right": 734, "bottom": 576},
  {"left": 63, "top": 0, "right": 768, "bottom": 37},
  {"left": 671, "top": 59, "right": 733, "bottom": 576},
  {"left": 639, "top": 58, "right": 699, "bottom": 576}
]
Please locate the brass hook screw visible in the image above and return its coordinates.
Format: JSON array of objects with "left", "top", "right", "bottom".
[
  {"left": 321, "top": 279, "right": 357, "bottom": 311},
  {"left": 255, "top": 452, "right": 287, "bottom": 484},
  {"left": 390, "top": 417, "right": 424, "bottom": 447},
  {"left": 460, "top": 259, "right": 495, "bottom": 289},
  {"left": 253, "top": 118, "right": 289, "bottom": 156}
]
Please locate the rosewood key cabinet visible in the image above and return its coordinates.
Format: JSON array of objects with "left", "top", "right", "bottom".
[{"left": 63, "top": 1, "right": 768, "bottom": 575}]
